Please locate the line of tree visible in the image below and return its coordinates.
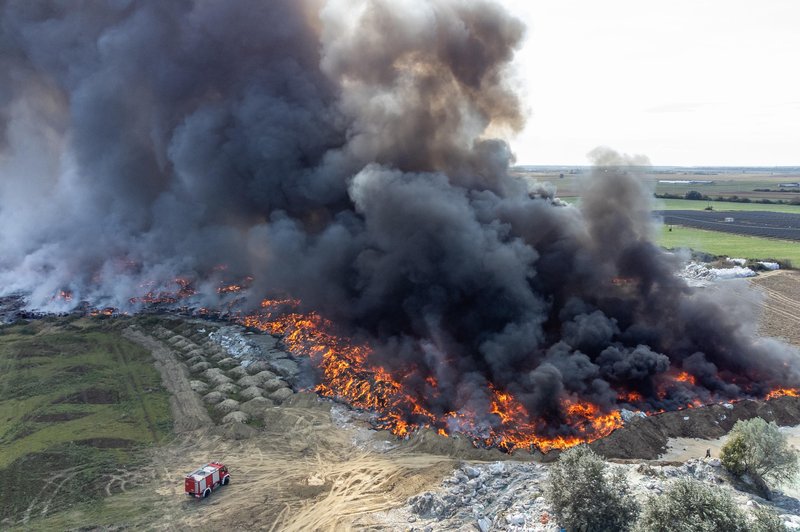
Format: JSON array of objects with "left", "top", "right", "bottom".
[{"left": 655, "top": 191, "right": 800, "bottom": 205}]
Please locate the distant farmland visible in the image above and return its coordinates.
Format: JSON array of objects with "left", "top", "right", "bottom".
[{"left": 657, "top": 210, "right": 800, "bottom": 241}]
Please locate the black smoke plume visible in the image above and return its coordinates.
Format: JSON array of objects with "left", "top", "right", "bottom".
[{"left": 1, "top": 0, "right": 797, "bottom": 441}]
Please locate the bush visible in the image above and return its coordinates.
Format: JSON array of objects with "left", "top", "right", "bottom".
[
  {"left": 750, "top": 505, "right": 788, "bottom": 532},
  {"left": 546, "top": 445, "right": 638, "bottom": 531},
  {"left": 720, "top": 417, "right": 799, "bottom": 497},
  {"left": 634, "top": 478, "right": 748, "bottom": 532}
]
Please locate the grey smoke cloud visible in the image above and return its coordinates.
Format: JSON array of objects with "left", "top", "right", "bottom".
[{"left": 1, "top": 0, "right": 797, "bottom": 441}]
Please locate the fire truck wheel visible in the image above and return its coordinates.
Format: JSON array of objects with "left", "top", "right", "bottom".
[
  {"left": 203, "top": 488, "right": 211, "bottom": 498},
  {"left": 222, "top": 476, "right": 230, "bottom": 486}
]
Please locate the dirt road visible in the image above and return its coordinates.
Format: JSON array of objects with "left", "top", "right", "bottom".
[{"left": 123, "top": 327, "right": 213, "bottom": 432}]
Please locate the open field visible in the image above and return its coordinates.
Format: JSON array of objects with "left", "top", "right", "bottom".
[
  {"left": 658, "top": 226, "right": 800, "bottom": 266},
  {"left": 516, "top": 167, "right": 800, "bottom": 203},
  {"left": 654, "top": 198, "right": 800, "bottom": 213},
  {"left": 0, "top": 318, "right": 172, "bottom": 525},
  {"left": 658, "top": 210, "right": 800, "bottom": 241},
  {"left": 563, "top": 196, "right": 800, "bottom": 213}
]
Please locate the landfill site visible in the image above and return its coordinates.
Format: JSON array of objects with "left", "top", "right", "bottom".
[
  {"left": 2, "top": 0, "right": 800, "bottom": 530},
  {"left": 1, "top": 268, "right": 798, "bottom": 530}
]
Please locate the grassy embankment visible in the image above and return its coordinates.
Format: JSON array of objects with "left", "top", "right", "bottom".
[{"left": 0, "top": 317, "right": 172, "bottom": 526}]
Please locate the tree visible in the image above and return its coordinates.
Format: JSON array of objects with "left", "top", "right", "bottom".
[
  {"left": 720, "top": 417, "right": 799, "bottom": 497},
  {"left": 634, "top": 478, "right": 748, "bottom": 532},
  {"left": 685, "top": 190, "right": 703, "bottom": 200},
  {"left": 546, "top": 445, "right": 639, "bottom": 531}
]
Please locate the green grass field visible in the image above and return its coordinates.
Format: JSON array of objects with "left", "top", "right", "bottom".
[
  {"left": 658, "top": 226, "right": 799, "bottom": 266},
  {"left": 0, "top": 317, "right": 172, "bottom": 524}
]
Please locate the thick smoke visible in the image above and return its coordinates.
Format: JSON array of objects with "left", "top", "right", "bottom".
[{"left": 1, "top": 0, "right": 797, "bottom": 439}]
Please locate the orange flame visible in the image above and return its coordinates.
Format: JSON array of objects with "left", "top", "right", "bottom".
[
  {"left": 766, "top": 388, "right": 800, "bottom": 400},
  {"left": 240, "top": 298, "right": 623, "bottom": 453}
]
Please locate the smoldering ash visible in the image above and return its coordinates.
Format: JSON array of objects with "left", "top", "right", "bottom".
[{"left": 1, "top": 0, "right": 797, "bottom": 450}]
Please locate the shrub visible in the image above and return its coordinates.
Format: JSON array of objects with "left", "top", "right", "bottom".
[
  {"left": 546, "top": 445, "right": 639, "bottom": 531},
  {"left": 634, "top": 478, "right": 748, "bottom": 532},
  {"left": 720, "top": 417, "right": 799, "bottom": 497},
  {"left": 750, "top": 505, "right": 788, "bottom": 532}
]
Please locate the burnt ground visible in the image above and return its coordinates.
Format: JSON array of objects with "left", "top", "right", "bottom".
[
  {"left": 591, "top": 397, "right": 800, "bottom": 460},
  {"left": 657, "top": 209, "right": 800, "bottom": 240},
  {"left": 588, "top": 270, "right": 800, "bottom": 460}
]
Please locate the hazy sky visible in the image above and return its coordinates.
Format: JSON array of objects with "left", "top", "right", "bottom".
[{"left": 499, "top": 1, "right": 800, "bottom": 166}]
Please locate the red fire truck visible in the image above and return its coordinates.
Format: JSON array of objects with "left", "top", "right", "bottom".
[{"left": 184, "top": 462, "right": 230, "bottom": 498}]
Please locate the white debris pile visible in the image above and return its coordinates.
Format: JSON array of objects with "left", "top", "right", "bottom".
[
  {"left": 709, "top": 265, "right": 756, "bottom": 280},
  {"left": 759, "top": 261, "right": 781, "bottom": 270},
  {"left": 209, "top": 326, "right": 263, "bottom": 360},
  {"left": 620, "top": 409, "right": 647, "bottom": 423},
  {"left": 677, "top": 262, "right": 756, "bottom": 286},
  {"left": 677, "top": 262, "right": 717, "bottom": 286},
  {"left": 728, "top": 257, "right": 747, "bottom": 266}
]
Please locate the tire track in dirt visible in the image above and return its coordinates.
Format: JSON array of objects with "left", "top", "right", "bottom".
[{"left": 750, "top": 270, "right": 800, "bottom": 346}]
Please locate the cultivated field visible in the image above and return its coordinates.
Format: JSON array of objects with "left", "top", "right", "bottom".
[
  {"left": 522, "top": 167, "right": 800, "bottom": 265},
  {"left": 655, "top": 198, "right": 800, "bottom": 214},
  {"left": 751, "top": 270, "right": 800, "bottom": 346},
  {"left": 658, "top": 210, "right": 800, "bottom": 241},
  {"left": 516, "top": 166, "right": 800, "bottom": 203}
]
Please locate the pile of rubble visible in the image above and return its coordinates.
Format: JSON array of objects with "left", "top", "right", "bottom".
[
  {"left": 678, "top": 262, "right": 756, "bottom": 286},
  {"left": 385, "top": 457, "right": 800, "bottom": 531}
]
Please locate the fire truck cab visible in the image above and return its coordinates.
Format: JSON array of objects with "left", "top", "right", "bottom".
[{"left": 184, "top": 462, "right": 230, "bottom": 498}]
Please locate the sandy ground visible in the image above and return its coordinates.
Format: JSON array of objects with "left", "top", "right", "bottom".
[
  {"left": 134, "top": 402, "right": 456, "bottom": 530},
  {"left": 661, "top": 426, "right": 800, "bottom": 463},
  {"left": 112, "top": 327, "right": 457, "bottom": 531}
]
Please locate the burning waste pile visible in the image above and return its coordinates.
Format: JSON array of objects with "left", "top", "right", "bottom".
[{"left": 1, "top": 0, "right": 799, "bottom": 454}]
